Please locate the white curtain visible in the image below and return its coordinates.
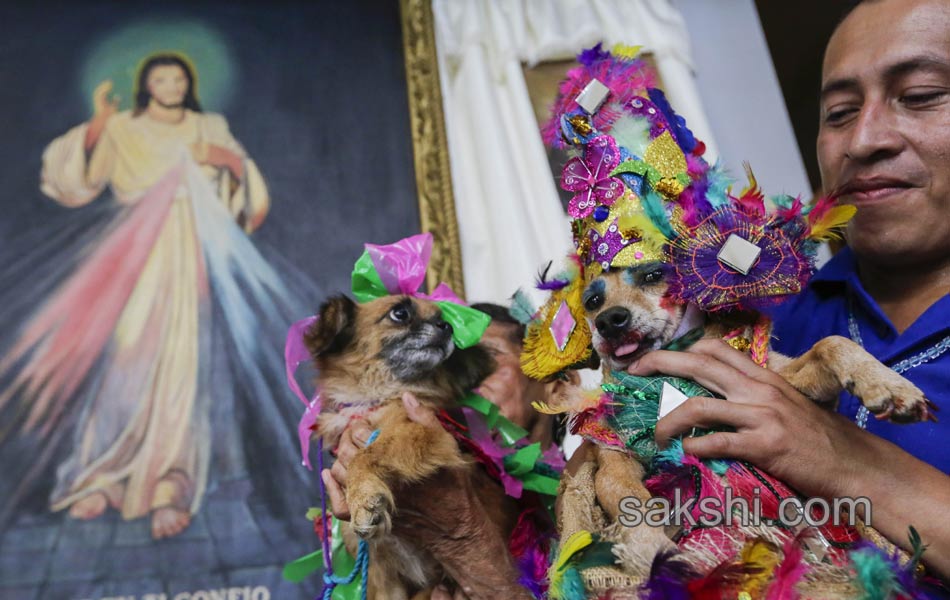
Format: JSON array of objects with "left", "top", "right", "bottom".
[{"left": 433, "top": 0, "right": 718, "bottom": 305}]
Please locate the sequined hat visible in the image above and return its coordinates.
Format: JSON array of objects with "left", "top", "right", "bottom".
[{"left": 518, "top": 43, "right": 855, "bottom": 380}]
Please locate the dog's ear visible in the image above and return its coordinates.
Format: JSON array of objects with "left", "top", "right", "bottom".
[
  {"left": 304, "top": 295, "right": 357, "bottom": 358},
  {"left": 444, "top": 344, "right": 496, "bottom": 392}
]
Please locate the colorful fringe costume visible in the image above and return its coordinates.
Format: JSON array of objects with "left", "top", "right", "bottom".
[{"left": 519, "top": 45, "right": 943, "bottom": 599}]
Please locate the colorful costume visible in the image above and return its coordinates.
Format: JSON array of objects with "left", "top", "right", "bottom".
[{"left": 519, "top": 45, "right": 940, "bottom": 599}]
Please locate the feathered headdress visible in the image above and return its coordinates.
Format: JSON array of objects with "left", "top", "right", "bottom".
[{"left": 520, "top": 44, "right": 855, "bottom": 380}]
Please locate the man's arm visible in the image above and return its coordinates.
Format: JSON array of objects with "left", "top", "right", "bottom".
[
  {"left": 638, "top": 339, "right": 950, "bottom": 579},
  {"left": 323, "top": 393, "right": 534, "bottom": 600}
]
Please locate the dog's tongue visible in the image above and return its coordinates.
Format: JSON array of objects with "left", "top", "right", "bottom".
[{"left": 614, "top": 342, "right": 640, "bottom": 358}]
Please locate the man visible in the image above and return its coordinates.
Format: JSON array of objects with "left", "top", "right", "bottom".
[
  {"left": 324, "top": 302, "right": 571, "bottom": 598},
  {"left": 636, "top": 0, "right": 950, "bottom": 579}
]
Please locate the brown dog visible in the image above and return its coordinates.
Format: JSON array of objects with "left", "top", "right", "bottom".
[
  {"left": 554, "top": 262, "right": 934, "bottom": 574},
  {"left": 305, "top": 294, "right": 519, "bottom": 599}
]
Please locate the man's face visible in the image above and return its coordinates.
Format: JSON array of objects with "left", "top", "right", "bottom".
[
  {"left": 817, "top": 0, "right": 950, "bottom": 267},
  {"left": 147, "top": 64, "right": 189, "bottom": 109},
  {"left": 476, "top": 323, "right": 543, "bottom": 430}
]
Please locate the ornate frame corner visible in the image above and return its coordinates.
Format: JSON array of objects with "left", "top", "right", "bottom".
[{"left": 399, "top": 0, "right": 465, "bottom": 297}]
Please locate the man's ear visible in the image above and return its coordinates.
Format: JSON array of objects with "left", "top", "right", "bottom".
[
  {"left": 304, "top": 295, "right": 357, "bottom": 359},
  {"left": 444, "top": 344, "right": 496, "bottom": 392}
]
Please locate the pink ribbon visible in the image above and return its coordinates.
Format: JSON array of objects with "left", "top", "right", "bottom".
[
  {"left": 365, "top": 232, "right": 465, "bottom": 304},
  {"left": 285, "top": 315, "right": 321, "bottom": 469}
]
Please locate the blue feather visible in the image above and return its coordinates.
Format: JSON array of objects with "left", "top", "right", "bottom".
[
  {"left": 705, "top": 165, "right": 733, "bottom": 209},
  {"left": 647, "top": 88, "right": 697, "bottom": 154},
  {"left": 509, "top": 289, "right": 538, "bottom": 326}
]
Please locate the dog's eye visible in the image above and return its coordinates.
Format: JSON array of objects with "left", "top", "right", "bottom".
[
  {"left": 643, "top": 269, "right": 664, "bottom": 284},
  {"left": 584, "top": 293, "right": 604, "bottom": 312},
  {"left": 389, "top": 305, "right": 411, "bottom": 323}
]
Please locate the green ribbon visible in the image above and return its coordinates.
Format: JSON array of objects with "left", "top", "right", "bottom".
[
  {"left": 350, "top": 250, "right": 389, "bottom": 304},
  {"left": 504, "top": 442, "right": 541, "bottom": 476},
  {"left": 458, "top": 392, "right": 529, "bottom": 446},
  {"left": 435, "top": 301, "right": 491, "bottom": 349},
  {"left": 460, "top": 392, "right": 562, "bottom": 497},
  {"left": 519, "top": 470, "right": 561, "bottom": 496},
  {"left": 283, "top": 513, "right": 363, "bottom": 599},
  {"left": 350, "top": 250, "right": 490, "bottom": 349}
]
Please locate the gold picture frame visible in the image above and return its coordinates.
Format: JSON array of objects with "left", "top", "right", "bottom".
[{"left": 399, "top": 0, "right": 466, "bottom": 297}]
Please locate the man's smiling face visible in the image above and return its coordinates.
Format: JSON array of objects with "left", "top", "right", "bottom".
[{"left": 817, "top": 0, "right": 950, "bottom": 268}]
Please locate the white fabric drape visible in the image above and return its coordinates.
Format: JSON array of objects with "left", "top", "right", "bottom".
[{"left": 433, "top": 0, "right": 718, "bottom": 304}]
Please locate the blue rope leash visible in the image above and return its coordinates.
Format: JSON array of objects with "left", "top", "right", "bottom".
[{"left": 319, "top": 429, "right": 380, "bottom": 600}]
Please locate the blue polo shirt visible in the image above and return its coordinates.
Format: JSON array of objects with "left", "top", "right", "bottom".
[{"left": 769, "top": 247, "right": 950, "bottom": 474}]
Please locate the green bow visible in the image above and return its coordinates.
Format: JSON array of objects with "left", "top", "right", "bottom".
[{"left": 350, "top": 250, "right": 490, "bottom": 349}]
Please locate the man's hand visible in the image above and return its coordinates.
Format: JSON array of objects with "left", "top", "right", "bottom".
[
  {"left": 634, "top": 338, "right": 950, "bottom": 578},
  {"left": 322, "top": 393, "right": 534, "bottom": 600},
  {"left": 634, "top": 338, "right": 869, "bottom": 500}
]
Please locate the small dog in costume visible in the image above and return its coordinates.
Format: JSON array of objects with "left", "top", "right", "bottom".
[
  {"left": 519, "top": 45, "right": 936, "bottom": 598},
  {"left": 303, "top": 234, "right": 558, "bottom": 599}
]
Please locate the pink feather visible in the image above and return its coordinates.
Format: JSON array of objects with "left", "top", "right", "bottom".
[
  {"left": 775, "top": 195, "right": 805, "bottom": 222},
  {"left": 764, "top": 536, "right": 808, "bottom": 600}
]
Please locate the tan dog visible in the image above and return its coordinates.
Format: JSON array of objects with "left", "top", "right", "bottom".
[
  {"left": 554, "top": 262, "right": 934, "bottom": 574},
  {"left": 305, "top": 294, "right": 519, "bottom": 599}
]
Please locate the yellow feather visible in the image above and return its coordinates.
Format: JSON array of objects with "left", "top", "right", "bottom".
[
  {"left": 617, "top": 210, "right": 668, "bottom": 252},
  {"left": 531, "top": 400, "right": 564, "bottom": 415},
  {"left": 554, "top": 530, "right": 594, "bottom": 572},
  {"left": 739, "top": 161, "right": 759, "bottom": 198},
  {"left": 611, "top": 44, "right": 642, "bottom": 59},
  {"left": 808, "top": 204, "right": 857, "bottom": 241},
  {"left": 739, "top": 539, "right": 780, "bottom": 594}
]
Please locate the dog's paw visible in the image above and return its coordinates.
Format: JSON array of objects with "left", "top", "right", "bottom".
[
  {"left": 848, "top": 364, "right": 937, "bottom": 423},
  {"left": 350, "top": 490, "right": 394, "bottom": 540}
]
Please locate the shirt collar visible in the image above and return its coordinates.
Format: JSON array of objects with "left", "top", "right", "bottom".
[{"left": 816, "top": 246, "right": 950, "bottom": 352}]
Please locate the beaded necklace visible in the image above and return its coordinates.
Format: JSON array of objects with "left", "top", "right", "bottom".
[{"left": 846, "top": 300, "right": 950, "bottom": 428}]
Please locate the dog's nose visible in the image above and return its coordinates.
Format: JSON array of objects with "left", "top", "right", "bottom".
[
  {"left": 436, "top": 320, "right": 452, "bottom": 332},
  {"left": 595, "top": 307, "right": 631, "bottom": 339}
]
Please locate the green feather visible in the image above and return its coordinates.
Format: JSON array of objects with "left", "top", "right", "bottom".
[
  {"left": 850, "top": 546, "right": 901, "bottom": 600},
  {"left": 642, "top": 189, "right": 676, "bottom": 239},
  {"left": 771, "top": 194, "right": 797, "bottom": 210},
  {"left": 573, "top": 541, "right": 618, "bottom": 571},
  {"left": 908, "top": 526, "right": 928, "bottom": 572}
]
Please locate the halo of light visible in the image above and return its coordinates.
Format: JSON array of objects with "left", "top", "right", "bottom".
[{"left": 80, "top": 19, "right": 234, "bottom": 114}]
